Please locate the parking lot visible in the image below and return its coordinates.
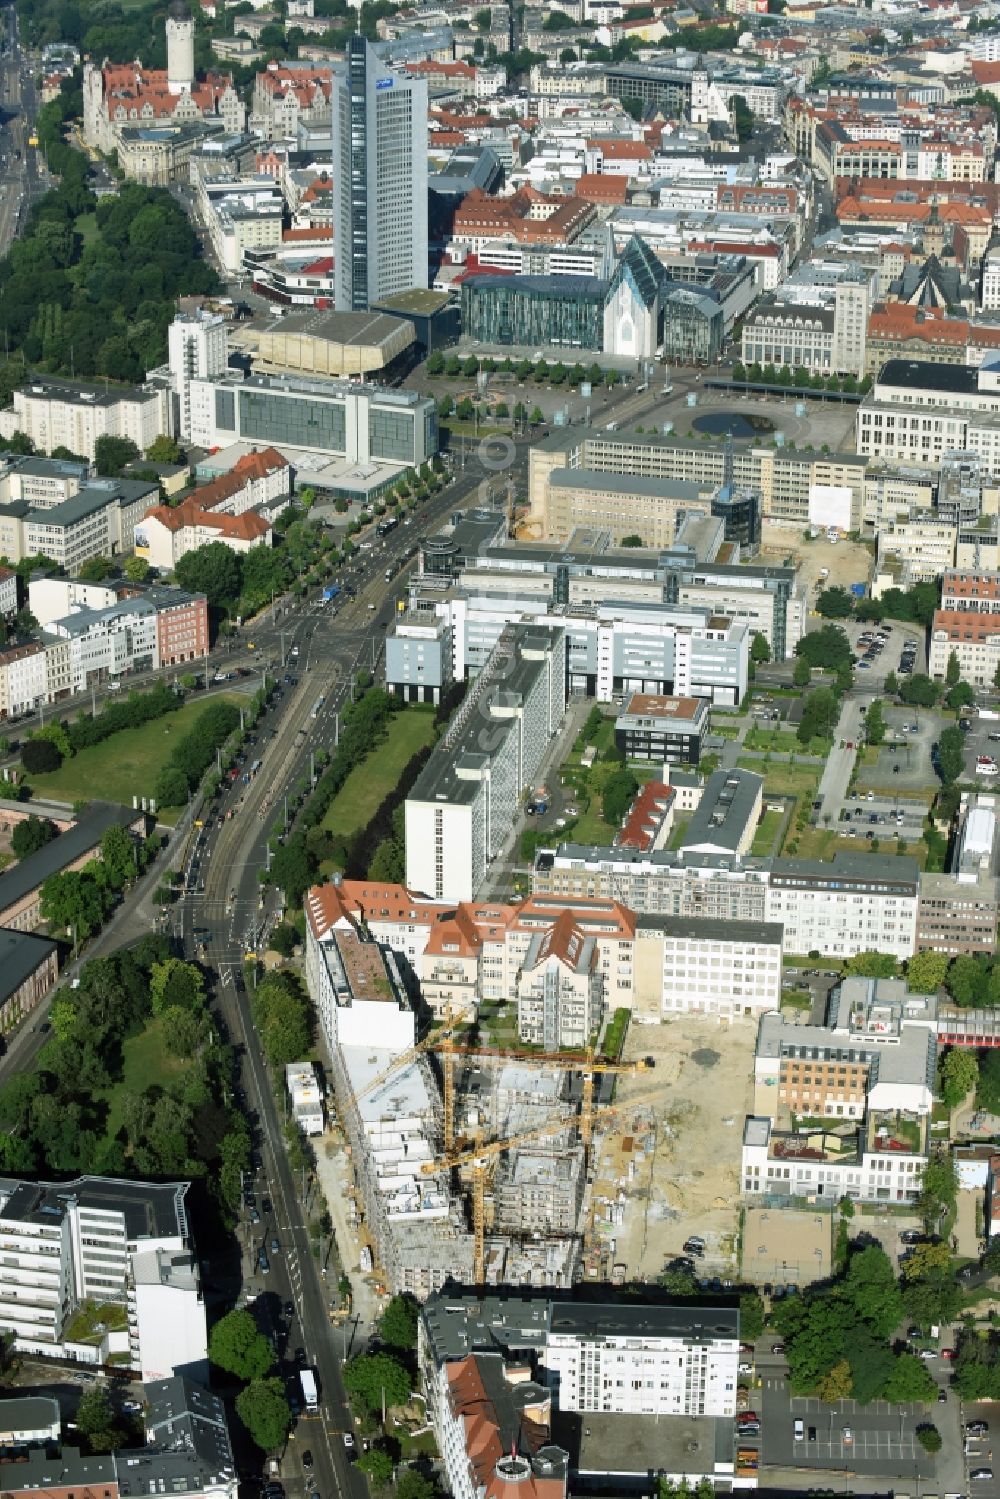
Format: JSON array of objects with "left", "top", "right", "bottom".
[
  {"left": 835, "top": 788, "right": 928, "bottom": 843},
  {"left": 963, "top": 714, "right": 1000, "bottom": 783},
  {"left": 760, "top": 1375, "right": 942, "bottom": 1480},
  {"left": 849, "top": 622, "right": 927, "bottom": 684},
  {"left": 965, "top": 1402, "right": 999, "bottom": 1499}
]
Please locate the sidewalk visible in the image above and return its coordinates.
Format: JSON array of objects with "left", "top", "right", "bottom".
[{"left": 312, "top": 1127, "right": 381, "bottom": 1340}]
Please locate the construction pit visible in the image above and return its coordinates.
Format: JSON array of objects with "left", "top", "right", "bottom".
[{"left": 584, "top": 1014, "right": 758, "bottom": 1284}]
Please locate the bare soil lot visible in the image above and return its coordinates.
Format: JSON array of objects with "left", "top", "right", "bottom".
[
  {"left": 743, "top": 1205, "right": 831, "bottom": 1287},
  {"left": 760, "top": 525, "right": 872, "bottom": 599},
  {"left": 589, "top": 1014, "right": 757, "bottom": 1281}
]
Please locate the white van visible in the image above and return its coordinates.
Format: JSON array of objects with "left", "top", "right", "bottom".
[{"left": 794, "top": 1420, "right": 805, "bottom": 1440}]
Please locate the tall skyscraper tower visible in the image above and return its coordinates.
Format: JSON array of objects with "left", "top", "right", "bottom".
[
  {"left": 166, "top": 0, "right": 195, "bottom": 94},
  {"left": 332, "top": 36, "right": 428, "bottom": 312}
]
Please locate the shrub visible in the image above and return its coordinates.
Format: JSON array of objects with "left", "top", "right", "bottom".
[{"left": 22, "top": 738, "right": 61, "bottom": 773}]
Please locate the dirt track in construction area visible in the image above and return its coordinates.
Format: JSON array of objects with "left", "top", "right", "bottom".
[{"left": 585, "top": 1015, "right": 757, "bottom": 1283}]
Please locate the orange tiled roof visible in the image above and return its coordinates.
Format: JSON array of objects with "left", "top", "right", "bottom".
[
  {"left": 585, "top": 137, "right": 652, "bottom": 160},
  {"left": 574, "top": 172, "right": 628, "bottom": 205}
]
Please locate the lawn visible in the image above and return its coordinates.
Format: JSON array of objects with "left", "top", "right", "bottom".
[
  {"left": 25, "top": 691, "right": 247, "bottom": 822},
  {"left": 321, "top": 708, "right": 436, "bottom": 839},
  {"left": 745, "top": 728, "right": 830, "bottom": 756},
  {"left": 99, "top": 1015, "right": 188, "bottom": 1141},
  {"left": 75, "top": 212, "right": 98, "bottom": 243},
  {"left": 569, "top": 795, "right": 616, "bottom": 845},
  {"left": 751, "top": 808, "right": 784, "bottom": 855},
  {"left": 736, "top": 757, "right": 820, "bottom": 799}
]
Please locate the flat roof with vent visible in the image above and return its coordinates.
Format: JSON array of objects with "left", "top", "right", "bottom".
[{"left": 678, "top": 767, "right": 763, "bottom": 855}]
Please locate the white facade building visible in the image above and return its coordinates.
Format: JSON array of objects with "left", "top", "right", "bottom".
[
  {"left": 405, "top": 626, "right": 566, "bottom": 902},
  {"left": 635, "top": 914, "right": 783, "bottom": 1021},
  {"left": 167, "top": 310, "right": 228, "bottom": 443},
  {"left": 0, "top": 379, "right": 171, "bottom": 460},
  {"left": 286, "top": 1062, "right": 324, "bottom": 1136},
  {"left": 0, "top": 1176, "right": 207, "bottom": 1381}
]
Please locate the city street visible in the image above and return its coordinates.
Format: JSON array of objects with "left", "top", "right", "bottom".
[{"left": 19, "top": 458, "right": 501, "bottom": 1499}]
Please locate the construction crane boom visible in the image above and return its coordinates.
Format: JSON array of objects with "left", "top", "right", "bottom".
[
  {"left": 419, "top": 1089, "right": 658, "bottom": 1286},
  {"left": 433, "top": 1041, "right": 653, "bottom": 1152}
]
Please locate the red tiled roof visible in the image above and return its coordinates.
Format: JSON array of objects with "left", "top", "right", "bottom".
[
  {"left": 144, "top": 499, "right": 271, "bottom": 543},
  {"left": 933, "top": 608, "right": 1000, "bottom": 641}
]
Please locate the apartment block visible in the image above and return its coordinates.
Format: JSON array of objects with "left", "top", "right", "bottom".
[
  {"left": 0, "top": 1177, "right": 206, "bottom": 1381},
  {"left": 534, "top": 846, "right": 921, "bottom": 963},
  {"left": 856, "top": 358, "right": 1000, "bottom": 479},
  {"left": 754, "top": 977, "right": 937, "bottom": 1121},
  {"left": 438, "top": 1354, "right": 567, "bottom": 1499},
  {"left": 516, "top": 917, "right": 604, "bottom": 1051},
  {"left": 0, "top": 1377, "right": 237, "bottom": 1499},
  {"left": 634, "top": 914, "right": 782, "bottom": 1021},
  {"left": 917, "top": 871, "right": 1000, "bottom": 956},
  {"left": 405, "top": 626, "right": 566, "bottom": 901},
  {"left": 304, "top": 878, "right": 637, "bottom": 1021},
  {"left": 929, "top": 610, "right": 1000, "bottom": 685},
  {"left": 385, "top": 616, "right": 454, "bottom": 705},
  {"left": 420, "top": 1293, "right": 740, "bottom": 1421},
  {"left": 137, "top": 500, "right": 272, "bottom": 569},
  {"left": 401, "top": 587, "right": 749, "bottom": 707},
  {"left": 0, "top": 379, "right": 171, "bottom": 461},
  {"left": 742, "top": 1112, "right": 927, "bottom": 1207},
  {"left": 528, "top": 425, "right": 868, "bottom": 532}
]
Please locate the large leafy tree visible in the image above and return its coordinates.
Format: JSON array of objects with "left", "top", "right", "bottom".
[
  {"left": 380, "top": 1293, "right": 420, "bottom": 1351},
  {"left": 174, "top": 541, "right": 243, "bottom": 610},
  {"left": 209, "top": 1309, "right": 275, "bottom": 1381},
  {"left": 343, "top": 1352, "right": 412, "bottom": 1413},
  {"left": 235, "top": 1378, "right": 291, "bottom": 1451}
]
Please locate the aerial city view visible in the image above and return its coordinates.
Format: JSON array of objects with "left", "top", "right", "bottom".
[{"left": 2, "top": 0, "right": 1000, "bottom": 1495}]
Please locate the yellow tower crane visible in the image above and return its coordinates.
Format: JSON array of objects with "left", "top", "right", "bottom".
[
  {"left": 434, "top": 1041, "right": 654, "bottom": 1153},
  {"left": 419, "top": 1091, "right": 657, "bottom": 1286}
]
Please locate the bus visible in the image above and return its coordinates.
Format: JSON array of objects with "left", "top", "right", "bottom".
[
  {"left": 250, "top": 758, "right": 262, "bottom": 778},
  {"left": 311, "top": 695, "right": 325, "bottom": 719}
]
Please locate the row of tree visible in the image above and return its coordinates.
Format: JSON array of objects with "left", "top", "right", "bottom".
[
  {"left": 732, "top": 362, "right": 872, "bottom": 396},
  {"left": 426, "top": 351, "right": 617, "bottom": 389},
  {"left": 153, "top": 697, "right": 242, "bottom": 808},
  {"left": 268, "top": 688, "right": 400, "bottom": 904},
  {"left": 818, "top": 580, "right": 939, "bottom": 629}
]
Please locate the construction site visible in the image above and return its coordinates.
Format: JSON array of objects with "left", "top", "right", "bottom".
[
  {"left": 318, "top": 992, "right": 659, "bottom": 1295},
  {"left": 322, "top": 993, "right": 755, "bottom": 1298}
]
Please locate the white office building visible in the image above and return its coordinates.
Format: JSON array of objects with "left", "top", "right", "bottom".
[
  {"left": 635, "top": 913, "right": 783, "bottom": 1021},
  {"left": 420, "top": 1293, "right": 740, "bottom": 1420},
  {"left": 167, "top": 310, "right": 228, "bottom": 443}
]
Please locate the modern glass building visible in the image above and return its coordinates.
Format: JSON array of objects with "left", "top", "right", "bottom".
[
  {"left": 461, "top": 274, "right": 608, "bottom": 350},
  {"left": 194, "top": 372, "right": 437, "bottom": 466},
  {"left": 332, "top": 36, "right": 428, "bottom": 312}
]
